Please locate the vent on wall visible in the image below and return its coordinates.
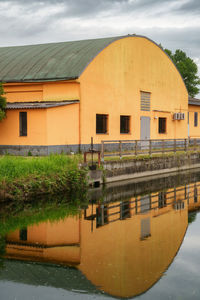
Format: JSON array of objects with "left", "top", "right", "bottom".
[
  {"left": 141, "top": 91, "right": 150, "bottom": 111},
  {"left": 173, "top": 113, "right": 185, "bottom": 120}
]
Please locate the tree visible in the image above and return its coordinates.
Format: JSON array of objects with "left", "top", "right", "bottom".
[
  {"left": 0, "top": 83, "right": 6, "bottom": 121},
  {"left": 164, "top": 48, "right": 200, "bottom": 98}
]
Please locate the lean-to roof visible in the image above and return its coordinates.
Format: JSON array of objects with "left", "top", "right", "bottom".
[
  {"left": 188, "top": 97, "right": 200, "bottom": 106},
  {"left": 6, "top": 100, "right": 79, "bottom": 109}
]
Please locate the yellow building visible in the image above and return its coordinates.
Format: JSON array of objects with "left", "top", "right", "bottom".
[
  {"left": 188, "top": 97, "right": 200, "bottom": 138},
  {"left": 0, "top": 35, "right": 188, "bottom": 155}
]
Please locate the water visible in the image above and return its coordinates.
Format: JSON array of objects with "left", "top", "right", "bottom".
[{"left": 0, "top": 171, "right": 200, "bottom": 299}]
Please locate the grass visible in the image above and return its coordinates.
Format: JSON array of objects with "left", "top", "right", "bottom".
[
  {"left": 101, "top": 150, "right": 192, "bottom": 162},
  {"left": 0, "top": 154, "right": 82, "bottom": 181},
  {"left": 0, "top": 154, "right": 88, "bottom": 202}
]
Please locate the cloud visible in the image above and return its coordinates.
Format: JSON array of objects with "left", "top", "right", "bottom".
[
  {"left": 0, "top": 0, "right": 199, "bottom": 90},
  {"left": 176, "top": 0, "right": 200, "bottom": 15}
]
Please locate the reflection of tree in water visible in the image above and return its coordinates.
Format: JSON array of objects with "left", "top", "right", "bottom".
[
  {"left": 0, "top": 234, "right": 6, "bottom": 257},
  {"left": 188, "top": 212, "right": 197, "bottom": 224}
]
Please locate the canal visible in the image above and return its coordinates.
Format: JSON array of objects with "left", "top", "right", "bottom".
[{"left": 0, "top": 170, "right": 200, "bottom": 299}]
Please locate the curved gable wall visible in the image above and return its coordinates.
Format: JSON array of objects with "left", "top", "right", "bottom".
[{"left": 79, "top": 36, "right": 188, "bottom": 143}]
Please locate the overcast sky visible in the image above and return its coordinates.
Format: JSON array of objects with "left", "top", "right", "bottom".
[{"left": 0, "top": 0, "right": 199, "bottom": 92}]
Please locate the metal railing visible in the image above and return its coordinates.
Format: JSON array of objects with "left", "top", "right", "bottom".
[{"left": 101, "top": 138, "right": 200, "bottom": 160}]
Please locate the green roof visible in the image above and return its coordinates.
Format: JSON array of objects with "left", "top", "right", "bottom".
[
  {"left": 0, "top": 259, "right": 101, "bottom": 294},
  {"left": 0, "top": 36, "right": 123, "bottom": 83},
  {"left": 0, "top": 34, "right": 187, "bottom": 92}
]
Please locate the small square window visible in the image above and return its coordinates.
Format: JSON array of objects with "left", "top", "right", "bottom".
[
  {"left": 120, "top": 116, "right": 130, "bottom": 134},
  {"left": 19, "top": 112, "right": 27, "bottom": 136},
  {"left": 158, "top": 117, "right": 166, "bottom": 134},
  {"left": 96, "top": 114, "right": 108, "bottom": 134},
  {"left": 194, "top": 112, "right": 198, "bottom": 127}
]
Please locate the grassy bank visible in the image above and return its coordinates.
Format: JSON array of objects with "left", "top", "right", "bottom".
[{"left": 0, "top": 154, "right": 88, "bottom": 203}]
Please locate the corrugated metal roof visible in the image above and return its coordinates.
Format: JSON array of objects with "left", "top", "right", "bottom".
[
  {"left": 6, "top": 100, "right": 79, "bottom": 109},
  {"left": 188, "top": 97, "right": 200, "bottom": 106},
  {"left": 0, "top": 36, "right": 124, "bottom": 82}
]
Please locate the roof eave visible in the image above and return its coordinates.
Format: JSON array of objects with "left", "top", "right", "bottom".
[{"left": 2, "top": 76, "right": 79, "bottom": 83}]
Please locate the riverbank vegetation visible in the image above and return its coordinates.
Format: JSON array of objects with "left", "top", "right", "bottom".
[{"left": 0, "top": 154, "right": 88, "bottom": 203}]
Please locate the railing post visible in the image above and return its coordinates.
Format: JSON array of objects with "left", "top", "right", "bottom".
[
  {"left": 84, "top": 152, "right": 87, "bottom": 163},
  {"left": 194, "top": 138, "right": 197, "bottom": 150},
  {"left": 188, "top": 137, "right": 190, "bottom": 151},
  {"left": 149, "top": 140, "right": 152, "bottom": 155},
  {"left": 162, "top": 139, "right": 165, "bottom": 154},
  {"left": 174, "top": 139, "right": 176, "bottom": 153},
  {"left": 184, "top": 138, "right": 187, "bottom": 152},
  {"left": 119, "top": 141, "right": 122, "bottom": 159},
  {"left": 135, "top": 140, "right": 138, "bottom": 156},
  {"left": 101, "top": 141, "right": 104, "bottom": 162}
]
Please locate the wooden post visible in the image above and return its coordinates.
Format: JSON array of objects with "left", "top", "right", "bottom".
[
  {"left": 149, "top": 140, "right": 152, "bottom": 155},
  {"left": 135, "top": 197, "right": 138, "bottom": 214},
  {"left": 162, "top": 139, "right": 165, "bottom": 154},
  {"left": 98, "top": 152, "right": 101, "bottom": 167},
  {"left": 135, "top": 140, "right": 138, "bottom": 156},
  {"left": 119, "top": 141, "right": 122, "bottom": 159},
  {"left": 91, "top": 137, "right": 94, "bottom": 166},
  {"left": 101, "top": 141, "right": 104, "bottom": 162},
  {"left": 84, "top": 152, "right": 87, "bottom": 163},
  {"left": 174, "top": 139, "right": 176, "bottom": 153},
  {"left": 184, "top": 138, "right": 187, "bottom": 152}
]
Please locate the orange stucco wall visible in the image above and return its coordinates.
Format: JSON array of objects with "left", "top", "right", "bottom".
[
  {"left": 4, "top": 81, "right": 80, "bottom": 102},
  {"left": 0, "top": 103, "right": 79, "bottom": 146},
  {"left": 79, "top": 36, "right": 188, "bottom": 144},
  {"left": 188, "top": 105, "right": 200, "bottom": 138},
  {"left": 43, "top": 82, "right": 80, "bottom": 101},
  {"left": 0, "top": 80, "right": 80, "bottom": 147},
  {"left": 0, "top": 109, "right": 47, "bottom": 145},
  {"left": 46, "top": 104, "right": 79, "bottom": 145}
]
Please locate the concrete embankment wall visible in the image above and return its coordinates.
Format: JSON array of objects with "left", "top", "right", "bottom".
[{"left": 89, "top": 152, "right": 200, "bottom": 185}]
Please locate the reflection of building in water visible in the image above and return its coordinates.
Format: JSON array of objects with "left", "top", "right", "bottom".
[
  {"left": 5, "top": 185, "right": 189, "bottom": 298},
  {"left": 187, "top": 182, "right": 200, "bottom": 211}
]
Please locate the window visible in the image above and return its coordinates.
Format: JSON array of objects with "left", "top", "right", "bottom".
[
  {"left": 140, "top": 195, "right": 151, "bottom": 214},
  {"left": 96, "top": 114, "right": 108, "bottom": 134},
  {"left": 19, "top": 112, "right": 27, "bottom": 136},
  {"left": 140, "top": 91, "right": 151, "bottom": 111},
  {"left": 96, "top": 205, "right": 109, "bottom": 227},
  {"left": 158, "top": 117, "right": 166, "bottom": 134},
  {"left": 194, "top": 187, "right": 198, "bottom": 203},
  {"left": 120, "top": 116, "right": 130, "bottom": 134},
  {"left": 19, "top": 228, "right": 27, "bottom": 241},
  {"left": 158, "top": 192, "right": 167, "bottom": 208},
  {"left": 120, "top": 200, "right": 131, "bottom": 219},
  {"left": 194, "top": 112, "right": 198, "bottom": 127}
]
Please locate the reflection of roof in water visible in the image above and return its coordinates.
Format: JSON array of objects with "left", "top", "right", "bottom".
[{"left": 0, "top": 259, "right": 101, "bottom": 295}]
